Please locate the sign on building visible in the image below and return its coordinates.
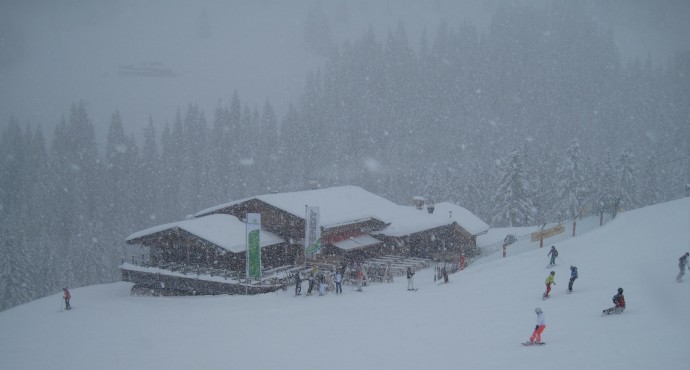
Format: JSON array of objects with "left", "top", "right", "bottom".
[
  {"left": 305, "top": 206, "right": 321, "bottom": 259},
  {"left": 246, "top": 213, "right": 261, "bottom": 279}
]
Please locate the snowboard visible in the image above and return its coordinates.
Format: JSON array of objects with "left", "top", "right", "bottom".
[
  {"left": 601, "top": 310, "right": 624, "bottom": 316},
  {"left": 522, "top": 342, "right": 545, "bottom": 346},
  {"left": 407, "top": 288, "right": 419, "bottom": 291}
]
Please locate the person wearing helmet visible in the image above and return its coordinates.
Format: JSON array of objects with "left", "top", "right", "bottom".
[
  {"left": 528, "top": 307, "right": 546, "bottom": 344},
  {"left": 543, "top": 271, "right": 556, "bottom": 299},
  {"left": 62, "top": 287, "right": 71, "bottom": 310},
  {"left": 602, "top": 288, "right": 626, "bottom": 315},
  {"left": 677, "top": 252, "right": 689, "bottom": 282},
  {"left": 547, "top": 246, "right": 558, "bottom": 267},
  {"left": 568, "top": 266, "right": 578, "bottom": 292}
]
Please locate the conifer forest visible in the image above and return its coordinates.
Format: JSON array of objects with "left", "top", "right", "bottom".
[{"left": 1, "top": 1, "right": 689, "bottom": 310}]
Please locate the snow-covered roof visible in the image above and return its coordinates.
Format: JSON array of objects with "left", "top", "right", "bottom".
[
  {"left": 194, "top": 186, "right": 488, "bottom": 238},
  {"left": 375, "top": 204, "right": 488, "bottom": 237},
  {"left": 433, "top": 202, "right": 490, "bottom": 236},
  {"left": 333, "top": 234, "right": 383, "bottom": 251},
  {"left": 196, "top": 186, "right": 399, "bottom": 228},
  {"left": 125, "top": 214, "right": 284, "bottom": 253}
]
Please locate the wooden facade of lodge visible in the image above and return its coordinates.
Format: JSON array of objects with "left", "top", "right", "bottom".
[{"left": 122, "top": 186, "right": 487, "bottom": 296}]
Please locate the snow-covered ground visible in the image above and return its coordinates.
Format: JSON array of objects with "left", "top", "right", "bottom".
[{"left": 2, "top": 197, "right": 689, "bottom": 370}]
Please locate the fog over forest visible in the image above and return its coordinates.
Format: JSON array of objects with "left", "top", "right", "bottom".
[{"left": 1, "top": 0, "right": 689, "bottom": 311}]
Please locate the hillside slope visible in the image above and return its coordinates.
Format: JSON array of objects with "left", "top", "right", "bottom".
[{"left": 1, "top": 197, "right": 689, "bottom": 370}]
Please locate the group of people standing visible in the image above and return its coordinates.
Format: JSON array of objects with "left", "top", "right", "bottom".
[{"left": 293, "top": 267, "right": 347, "bottom": 296}]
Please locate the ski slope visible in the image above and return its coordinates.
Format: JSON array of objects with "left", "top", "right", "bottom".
[{"left": 1, "top": 197, "right": 689, "bottom": 370}]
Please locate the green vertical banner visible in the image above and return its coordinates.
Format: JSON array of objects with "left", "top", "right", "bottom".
[
  {"left": 304, "top": 206, "right": 321, "bottom": 259},
  {"left": 246, "top": 213, "right": 261, "bottom": 280}
]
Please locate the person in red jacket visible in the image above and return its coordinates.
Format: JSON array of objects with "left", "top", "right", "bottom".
[
  {"left": 602, "top": 287, "right": 625, "bottom": 315},
  {"left": 63, "top": 287, "right": 71, "bottom": 310}
]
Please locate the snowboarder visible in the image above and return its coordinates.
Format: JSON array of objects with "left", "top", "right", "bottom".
[
  {"left": 528, "top": 307, "right": 546, "bottom": 344},
  {"left": 63, "top": 287, "right": 71, "bottom": 310},
  {"left": 294, "top": 272, "right": 302, "bottom": 296},
  {"left": 677, "top": 252, "right": 689, "bottom": 282},
  {"left": 547, "top": 246, "right": 558, "bottom": 267},
  {"left": 334, "top": 270, "right": 343, "bottom": 294},
  {"left": 543, "top": 271, "right": 556, "bottom": 299},
  {"left": 568, "top": 265, "right": 578, "bottom": 292},
  {"left": 602, "top": 287, "right": 626, "bottom": 315},
  {"left": 407, "top": 267, "right": 415, "bottom": 290}
]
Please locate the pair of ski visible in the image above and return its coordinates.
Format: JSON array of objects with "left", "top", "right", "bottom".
[{"left": 522, "top": 341, "right": 545, "bottom": 346}]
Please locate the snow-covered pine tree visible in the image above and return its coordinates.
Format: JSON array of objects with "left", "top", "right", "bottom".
[
  {"left": 617, "top": 148, "right": 639, "bottom": 211},
  {"left": 257, "top": 100, "right": 280, "bottom": 193},
  {"left": 491, "top": 148, "right": 534, "bottom": 227},
  {"left": 139, "top": 116, "right": 161, "bottom": 226},
  {"left": 555, "top": 139, "right": 587, "bottom": 221}
]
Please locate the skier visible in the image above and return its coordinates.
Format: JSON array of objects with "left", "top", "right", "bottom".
[
  {"left": 677, "top": 252, "right": 689, "bottom": 282},
  {"left": 294, "top": 272, "right": 302, "bottom": 296},
  {"left": 568, "top": 265, "right": 578, "bottom": 292},
  {"left": 543, "top": 271, "right": 556, "bottom": 299},
  {"left": 306, "top": 273, "right": 315, "bottom": 296},
  {"left": 547, "top": 246, "right": 558, "bottom": 267},
  {"left": 355, "top": 269, "right": 364, "bottom": 292},
  {"left": 318, "top": 273, "right": 326, "bottom": 296},
  {"left": 63, "top": 287, "right": 71, "bottom": 310},
  {"left": 406, "top": 267, "right": 415, "bottom": 291},
  {"left": 602, "top": 287, "right": 626, "bottom": 315},
  {"left": 442, "top": 265, "right": 449, "bottom": 283},
  {"left": 334, "top": 270, "right": 343, "bottom": 295},
  {"left": 528, "top": 307, "right": 546, "bottom": 344}
]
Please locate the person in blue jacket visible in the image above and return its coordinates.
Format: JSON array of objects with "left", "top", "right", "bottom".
[{"left": 568, "top": 265, "right": 578, "bottom": 292}]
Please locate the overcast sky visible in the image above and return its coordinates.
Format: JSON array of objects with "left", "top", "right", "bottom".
[{"left": 1, "top": 0, "right": 688, "bottom": 142}]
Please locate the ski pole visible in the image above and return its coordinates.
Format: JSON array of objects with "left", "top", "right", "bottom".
[{"left": 557, "top": 256, "right": 566, "bottom": 264}]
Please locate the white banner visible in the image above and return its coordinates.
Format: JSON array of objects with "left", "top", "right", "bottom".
[{"left": 304, "top": 206, "right": 321, "bottom": 259}]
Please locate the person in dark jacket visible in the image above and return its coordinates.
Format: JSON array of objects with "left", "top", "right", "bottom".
[
  {"left": 306, "top": 273, "right": 315, "bottom": 296},
  {"left": 294, "top": 272, "right": 302, "bottom": 296},
  {"left": 406, "top": 267, "right": 415, "bottom": 291},
  {"left": 547, "top": 246, "right": 558, "bottom": 267},
  {"left": 677, "top": 252, "right": 689, "bottom": 282},
  {"left": 568, "top": 266, "right": 578, "bottom": 292},
  {"left": 602, "top": 288, "right": 626, "bottom": 315},
  {"left": 63, "top": 287, "right": 71, "bottom": 310}
]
